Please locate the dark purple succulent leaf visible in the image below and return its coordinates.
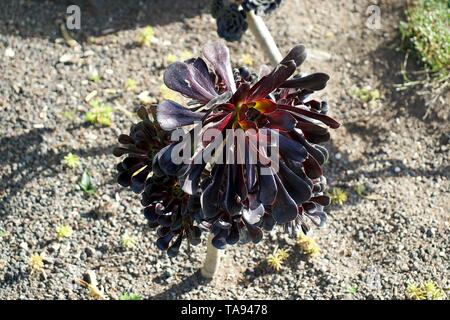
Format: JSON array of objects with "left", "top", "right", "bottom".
[
  {"left": 212, "top": 229, "right": 228, "bottom": 249},
  {"left": 170, "top": 214, "right": 183, "bottom": 231},
  {"left": 200, "top": 90, "right": 233, "bottom": 112},
  {"left": 257, "top": 166, "right": 277, "bottom": 205},
  {"left": 167, "top": 234, "right": 183, "bottom": 257},
  {"left": 281, "top": 73, "right": 330, "bottom": 91},
  {"left": 118, "top": 134, "right": 134, "bottom": 145},
  {"left": 247, "top": 60, "right": 297, "bottom": 102},
  {"left": 310, "top": 195, "right": 331, "bottom": 206},
  {"left": 271, "top": 175, "right": 299, "bottom": 224},
  {"left": 280, "top": 44, "right": 306, "bottom": 67},
  {"left": 181, "top": 163, "right": 207, "bottom": 195},
  {"left": 266, "top": 110, "right": 297, "bottom": 131},
  {"left": 244, "top": 221, "right": 263, "bottom": 243},
  {"left": 203, "top": 42, "right": 237, "bottom": 92},
  {"left": 117, "top": 162, "right": 146, "bottom": 187},
  {"left": 243, "top": 0, "right": 283, "bottom": 16},
  {"left": 235, "top": 164, "right": 248, "bottom": 200},
  {"left": 226, "top": 222, "right": 240, "bottom": 245},
  {"left": 231, "top": 82, "right": 250, "bottom": 104},
  {"left": 278, "top": 104, "right": 340, "bottom": 129},
  {"left": 303, "top": 155, "right": 323, "bottom": 179},
  {"left": 158, "top": 213, "right": 174, "bottom": 227},
  {"left": 156, "top": 143, "right": 186, "bottom": 176},
  {"left": 157, "top": 226, "right": 171, "bottom": 238},
  {"left": 278, "top": 161, "right": 312, "bottom": 204},
  {"left": 295, "top": 121, "right": 331, "bottom": 143},
  {"left": 130, "top": 166, "right": 149, "bottom": 193},
  {"left": 164, "top": 62, "right": 217, "bottom": 103},
  {"left": 156, "top": 233, "right": 175, "bottom": 251},
  {"left": 143, "top": 205, "right": 158, "bottom": 222},
  {"left": 188, "top": 226, "right": 202, "bottom": 246},
  {"left": 262, "top": 212, "right": 276, "bottom": 231},
  {"left": 224, "top": 165, "right": 243, "bottom": 216},
  {"left": 269, "top": 130, "right": 308, "bottom": 162},
  {"left": 201, "top": 164, "right": 225, "bottom": 219},
  {"left": 291, "top": 131, "right": 327, "bottom": 165},
  {"left": 157, "top": 100, "right": 205, "bottom": 131}
]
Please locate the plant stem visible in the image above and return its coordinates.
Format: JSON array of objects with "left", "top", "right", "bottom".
[
  {"left": 200, "top": 234, "right": 222, "bottom": 279},
  {"left": 247, "top": 10, "right": 282, "bottom": 66}
]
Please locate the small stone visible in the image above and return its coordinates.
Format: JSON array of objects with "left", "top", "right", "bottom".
[
  {"left": 19, "top": 242, "right": 28, "bottom": 250},
  {"left": 59, "top": 53, "right": 79, "bottom": 64},
  {"left": 394, "top": 167, "right": 401, "bottom": 173},
  {"left": 5, "top": 47, "right": 15, "bottom": 58},
  {"left": 426, "top": 228, "right": 435, "bottom": 237},
  {"left": 335, "top": 153, "right": 342, "bottom": 160}
]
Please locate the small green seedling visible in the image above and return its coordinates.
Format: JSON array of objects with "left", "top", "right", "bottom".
[
  {"left": 350, "top": 86, "right": 380, "bottom": 104},
  {"left": 347, "top": 286, "right": 358, "bottom": 295},
  {"left": 85, "top": 100, "right": 113, "bottom": 126},
  {"left": 121, "top": 233, "right": 137, "bottom": 250},
  {"left": 137, "top": 26, "right": 154, "bottom": 47},
  {"left": 56, "top": 225, "right": 73, "bottom": 239},
  {"left": 119, "top": 292, "right": 143, "bottom": 300},
  {"left": 330, "top": 187, "right": 348, "bottom": 206},
  {"left": 353, "top": 184, "right": 366, "bottom": 197},
  {"left": 267, "top": 248, "right": 289, "bottom": 272},
  {"left": 63, "top": 153, "right": 80, "bottom": 169},
  {"left": 88, "top": 70, "right": 101, "bottom": 83},
  {"left": 79, "top": 171, "right": 97, "bottom": 195},
  {"left": 407, "top": 281, "right": 447, "bottom": 300},
  {"left": 125, "top": 79, "right": 138, "bottom": 92}
]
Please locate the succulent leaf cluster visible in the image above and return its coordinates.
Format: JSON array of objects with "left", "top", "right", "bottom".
[
  {"left": 114, "top": 43, "right": 339, "bottom": 256},
  {"left": 211, "top": 0, "right": 284, "bottom": 41}
]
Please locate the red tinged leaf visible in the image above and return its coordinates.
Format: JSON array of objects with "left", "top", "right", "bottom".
[
  {"left": 231, "top": 83, "right": 250, "bottom": 104},
  {"left": 252, "top": 98, "right": 277, "bottom": 114},
  {"left": 277, "top": 104, "right": 340, "bottom": 129},
  {"left": 246, "top": 60, "right": 297, "bottom": 102},
  {"left": 266, "top": 110, "right": 297, "bottom": 131}
]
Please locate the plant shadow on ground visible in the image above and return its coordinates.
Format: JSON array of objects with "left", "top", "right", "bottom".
[
  {"left": 0, "top": 0, "right": 209, "bottom": 41},
  {"left": 151, "top": 270, "right": 210, "bottom": 300},
  {"left": 0, "top": 127, "right": 114, "bottom": 217}
]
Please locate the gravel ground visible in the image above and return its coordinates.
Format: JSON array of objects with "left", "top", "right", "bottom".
[{"left": 0, "top": 0, "right": 448, "bottom": 300}]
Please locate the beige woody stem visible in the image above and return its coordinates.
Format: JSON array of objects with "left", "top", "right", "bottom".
[
  {"left": 200, "top": 234, "right": 222, "bottom": 279},
  {"left": 247, "top": 10, "right": 282, "bottom": 66}
]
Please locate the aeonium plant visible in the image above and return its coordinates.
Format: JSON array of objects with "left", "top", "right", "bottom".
[
  {"left": 114, "top": 42, "right": 339, "bottom": 258},
  {"left": 212, "top": 0, "right": 284, "bottom": 41}
]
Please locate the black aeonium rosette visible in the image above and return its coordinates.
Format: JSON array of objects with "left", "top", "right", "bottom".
[
  {"left": 154, "top": 43, "right": 340, "bottom": 249},
  {"left": 114, "top": 106, "right": 203, "bottom": 256},
  {"left": 211, "top": 0, "right": 284, "bottom": 41},
  {"left": 242, "top": 0, "right": 283, "bottom": 16},
  {"left": 216, "top": 4, "right": 248, "bottom": 42}
]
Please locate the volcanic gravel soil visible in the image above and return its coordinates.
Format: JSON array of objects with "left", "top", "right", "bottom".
[{"left": 0, "top": 0, "right": 448, "bottom": 299}]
